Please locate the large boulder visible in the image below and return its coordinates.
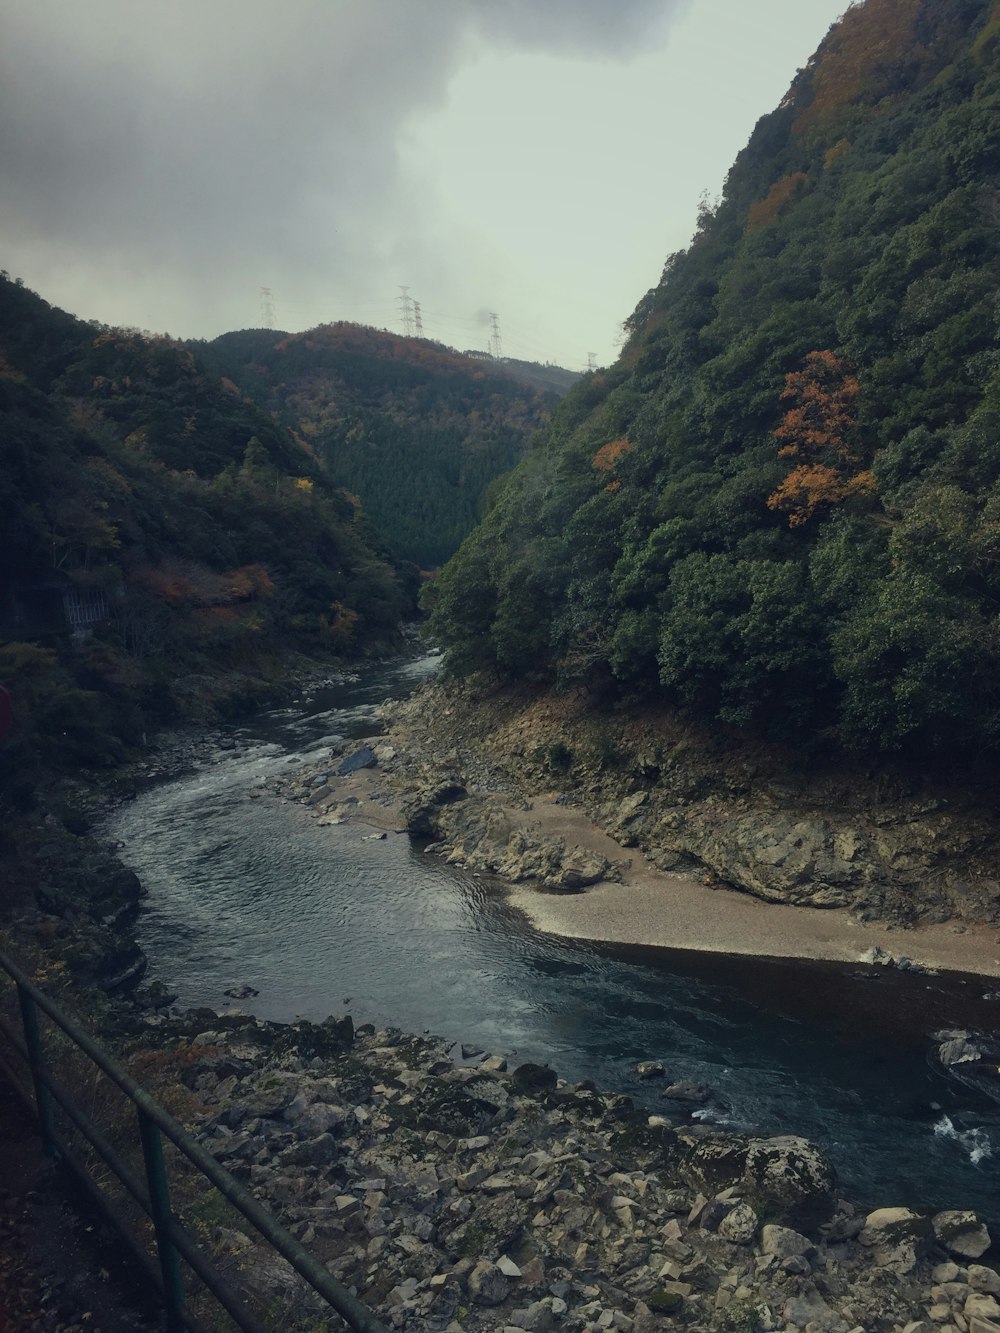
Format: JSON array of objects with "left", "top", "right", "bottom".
[
  {"left": 681, "top": 1133, "right": 836, "bottom": 1231},
  {"left": 933, "top": 1210, "right": 992, "bottom": 1259},
  {"left": 760, "top": 1224, "right": 814, "bottom": 1259},
  {"left": 401, "top": 779, "right": 468, "bottom": 838},
  {"left": 337, "top": 745, "right": 377, "bottom": 776},
  {"left": 546, "top": 845, "right": 612, "bottom": 890},
  {"left": 937, "top": 1031, "right": 983, "bottom": 1067},
  {"left": 511, "top": 1063, "right": 558, "bottom": 1095},
  {"left": 858, "top": 1207, "right": 933, "bottom": 1273}
]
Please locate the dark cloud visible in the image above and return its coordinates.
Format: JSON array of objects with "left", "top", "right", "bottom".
[
  {"left": 0, "top": 0, "right": 690, "bottom": 338},
  {"left": 470, "top": 0, "right": 685, "bottom": 55}
]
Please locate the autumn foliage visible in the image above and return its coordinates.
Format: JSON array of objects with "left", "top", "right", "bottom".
[
  {"left": 134, "top": 562, "right": 275, "bottom": 607},
  {"left": 746, "top": 173, "right": 809, "bottom": 232},
  {"left": 767, "top": 351, "right": 875, "bottom": 526},
  {"left": 793, "top": 0, "right": 925, "bottom": 136},
  {"left": 592, "top": 438, "right": 633, "bottom": 471},
  {"left": 592, "top": 438, "right": 634, "bottom": 492}
]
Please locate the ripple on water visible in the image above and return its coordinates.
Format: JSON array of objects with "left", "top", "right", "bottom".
[{"left": 106, "top": 654, "right": 1000, "bottom": 1228}]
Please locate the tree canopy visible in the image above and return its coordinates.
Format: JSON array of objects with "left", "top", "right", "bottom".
[
  {"left": 426, "top": 0, "right": 1000, "bottom": 762},
  {"left": 0, "top": 275, "right": 411, "bottom": 780},
  {"left": 197, "top": 325, "right": 569, "bottom": 569}
]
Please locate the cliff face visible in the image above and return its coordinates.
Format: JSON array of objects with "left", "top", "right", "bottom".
[{"left": 427, "top": 0, "right": 1000, "bottom": 769}]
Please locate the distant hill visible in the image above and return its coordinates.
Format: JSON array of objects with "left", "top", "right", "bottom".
[
  {"left": 0, "top": 275, "right": 409, "bottom": 779},
  {"left": 427, "top": 0, "right": 1000, "bottom": 763},
  {"left": 197, "top": 325, "right": 572, "bottom": 568},
  {"left": 473, "top": 356, "right": 581, "bottom": 399}
]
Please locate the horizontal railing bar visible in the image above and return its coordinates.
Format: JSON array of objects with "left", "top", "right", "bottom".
[
  {"left": 0, "top": 1012, "right": 268, "bottom": 1332},
  {"left": 0, "top": 951, "right": 387, "bottom": 1333}
]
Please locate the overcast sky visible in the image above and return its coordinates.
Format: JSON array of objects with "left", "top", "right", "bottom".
[{"left": 0, "top": 0, "right": 848, "bottom": 370}]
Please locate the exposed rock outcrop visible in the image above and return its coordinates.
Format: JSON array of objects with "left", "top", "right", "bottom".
[{"left": 375, "top": 679, "right": 1000, "bottom": 926}]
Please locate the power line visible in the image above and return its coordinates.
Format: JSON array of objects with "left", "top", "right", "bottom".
[{"left": 249, "top": 289, "right": 592, "bottom": 366}]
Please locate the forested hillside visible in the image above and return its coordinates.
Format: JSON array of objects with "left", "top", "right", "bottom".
[
  {"left": 197, "top": 325, "right": 566, "bottom": 568},
  {"left": 427, "top": 0, "right": 1000, "bottom": 763},
  {"left": 0, "top": 275, "right": 410, "bottom": 781}
]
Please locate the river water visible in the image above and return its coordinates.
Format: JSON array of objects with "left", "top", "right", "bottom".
[{"left": 106, "top": 654, "right": 1000, "bottom": 1227}]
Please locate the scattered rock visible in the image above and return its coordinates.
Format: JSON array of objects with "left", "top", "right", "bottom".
[
  {"left": 468, "top": 1261, "right": 510, "bottom": 1306},
  {"left": 933, "top": 1210, "right": 992, "bottom": 1259},
  {"left": 337, "top": 746, "right": 378, "bottom": 776},
  {"left": 635, "top": 1061, "right": 665, "bottom": 1079},
  {"left": 717, "top": 1201, "right": 758, "bottom": 1244},
  {"left": 760, "top": 1224, "right": 814, "bottom": 1260}
]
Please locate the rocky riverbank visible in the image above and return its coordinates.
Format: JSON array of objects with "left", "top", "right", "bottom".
[
  {"left": 3, "top": 664, "right": 1000, "bottom": 1331},
  {"left": 120, "top": 1000, "right": 999, "bottom": 1333},
  {"left": 261, "top": 679, "right": 1000, "bottom": 978},
  {"left": 376, "top": 677, "right": 1000, "bottom": 928}
]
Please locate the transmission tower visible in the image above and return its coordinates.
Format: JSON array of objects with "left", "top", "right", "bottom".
[
  {"left": 488, "top": 311, "right": 503, "bottom": 360},
  {"left": 587, "top": 351, "right": 597, "bottom": 372},
  {"left": 397, "top": 285, "right": 414, "bottom": 337},
  {"left": 413, "top": 300, "right": 424, "bottom": 336},
  {"left": 259, "top": 286, "right": 275, "bottom": 329}
]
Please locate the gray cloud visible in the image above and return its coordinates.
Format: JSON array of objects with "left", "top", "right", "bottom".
[
  {"left": 469, "top": 0, "right": 681, "bottom": 55},
  {"left": 0, "top": 0, "right": 687, "bottom": 338}
]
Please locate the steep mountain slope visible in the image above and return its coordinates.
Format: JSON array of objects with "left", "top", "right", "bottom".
[
  {"left": 428, "top": 0, "right": 1000, "bottom": 763},
  {"left": 0, "top": 275, "right": 409, "bottom": 781},
  {"left": 197, "top": 325, "right": 570, "bottom": 567}
]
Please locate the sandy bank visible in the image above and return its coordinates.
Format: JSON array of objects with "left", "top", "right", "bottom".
[
  {"left": 510, "top": 873, "right": 1000, "bottom": 979},
  {"left": 319, "top": 765, "right": 1000, "bottom": 979}
]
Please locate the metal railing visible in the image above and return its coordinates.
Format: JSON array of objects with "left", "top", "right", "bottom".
[{"left": 0, "top": 949, "right": 388, "bottom": 1333}]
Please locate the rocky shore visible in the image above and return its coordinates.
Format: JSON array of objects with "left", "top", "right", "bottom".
[
  {"left": 371, "top": 677, "right": 1000, "bottom": 928},
  {"left": 125, "top": 1001, "right": 999, "bottom": 1333},
  {"left": 4, "top": 663, "right": 1000, "bottom": 1330},
  {"left": 260, "top": 679, "right": 1000, "bottom": 979}
]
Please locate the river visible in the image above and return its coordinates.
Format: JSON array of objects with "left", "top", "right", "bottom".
[{"left": 105, "top": 653, "right": 1000, "bottom": 1228}]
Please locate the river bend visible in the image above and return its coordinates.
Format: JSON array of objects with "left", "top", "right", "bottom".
[{"left": 105, "top": 655, "right": 1000, "bottom": 1226}]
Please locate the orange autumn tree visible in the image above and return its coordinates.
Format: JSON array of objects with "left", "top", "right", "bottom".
[
  {"left": 746, "top": 172, "right": 809, "bottom": 233},
  {"left": 767, "top": 350, "right": 875, "bottom": 527},
  {"left": 592, "top": 437, "right": 634, "bottom": 492},
  {"left": 791, "top": 0, "right": 925, "bottom": 138}
]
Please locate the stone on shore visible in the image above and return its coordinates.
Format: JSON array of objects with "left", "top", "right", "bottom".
[
  {"left": 117, "top": 1003, "right": 1000, "bottom": 1333},
  {"left": 682, "top": 1133, "right": 836, "bottom": 1230},
  {"left": 933, "top": 1210, "right": 992, "bottom": 1259}
]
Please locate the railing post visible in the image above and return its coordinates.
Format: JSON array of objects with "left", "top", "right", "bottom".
[
  {"left": 16, "top": 982, "right": 56, "bottom": 1156},
  {"left": 137, "top": 1107, "right": 186, "bottom": 1332}
]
